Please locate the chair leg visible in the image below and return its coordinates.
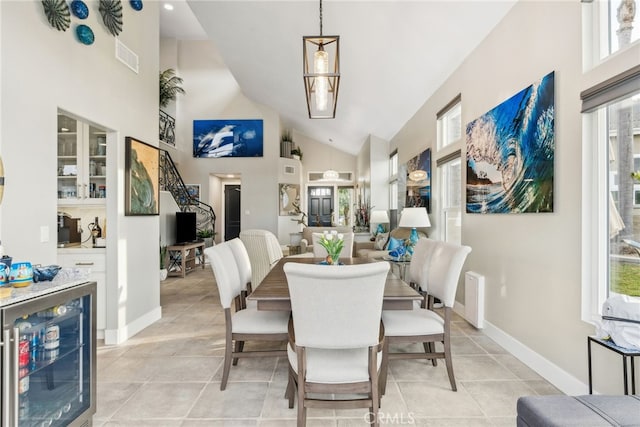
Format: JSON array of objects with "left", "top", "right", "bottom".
[
  {"left": 221, "top": 334, "right": 233, "bottom": 390},
  {"left": 443, "top": 338, "right": 456, "bottom": 391},
  {"left": 379, "top": 339, "right": 389, "bottom": 396},
  {"left": 423, "top": 342, "right": 437, "bottom": 366},
  {"left": 286, "top": 371, "right": 295, "bottom": 409},
  {"left": 297, "top": 385, "right": 306, "bottom": 427},
  {"left": 232, "top": 340, "right": 244, "bottom": 365}
]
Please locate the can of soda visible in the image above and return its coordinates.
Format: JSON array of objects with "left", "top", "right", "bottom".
[
  {"left": 18, "top": 337, "right": 30, "bottom": 367},
  {"left": 44, "top": 325, "right": 59, "bottom": 350}
]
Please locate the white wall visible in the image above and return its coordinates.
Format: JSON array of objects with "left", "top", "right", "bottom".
[
  {"left": 1, "top": 1, "right": 160, "bottom": 344},
  {"left": 390, "top": 1, "right": 630, "bottom": 394},
  {"left": 369, "top": 135, "right": 390, "bottom": 212}
]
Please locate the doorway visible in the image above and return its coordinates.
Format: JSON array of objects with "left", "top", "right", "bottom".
[
  {"left": 308, "top": 186, "right": 333, "bottom": 226},
  {"left": 224, "top": 184, "right": 241, "bottom": 240}
]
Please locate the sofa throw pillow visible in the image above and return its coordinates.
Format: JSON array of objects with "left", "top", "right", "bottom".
[
  {"left": 374, "top": 232, "right": 389, "bottom": 250},
  {"left": 387, "top": 237, "right": 404, "bottom": 251}
]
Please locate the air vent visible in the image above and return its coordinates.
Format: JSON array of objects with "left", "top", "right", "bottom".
[
  {"left": 284, "top": 165, "right": 295, "bottom": 175},
  {"left": 115, "top": 39, "right": 139, "bottom": 73}
]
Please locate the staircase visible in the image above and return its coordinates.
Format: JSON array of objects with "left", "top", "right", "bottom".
[{"left": 160, "top": 149, "right": 216, "bottom": 236}]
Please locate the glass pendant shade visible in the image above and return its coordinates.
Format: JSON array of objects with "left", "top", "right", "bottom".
[
  {"left": 409, "top": 169, "right": 427, "bottom": 181},
  {"left": 303, "top": 35, "right": 340, "bottom": 119}
]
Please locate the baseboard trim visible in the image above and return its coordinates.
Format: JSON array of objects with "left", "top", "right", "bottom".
[
  {"left": 454, "top": 302, "right": 585, "bottom": 395},
  {"left": 104, "top": 306, "right": 162, "bottom": 345}
]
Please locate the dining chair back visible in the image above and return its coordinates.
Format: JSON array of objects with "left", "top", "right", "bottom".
[
  {"left": 239, "top": 229, "right": 284, "bottom": 287},
  {"left": 311, "top": 231, "right": 354, "bottom": 260},
  {"left": 426, "top": 241, "right": 472, "bottom": 307},
  {"left": 227, "top": 237, "right": 253, "bottom": 295},
  {"left": 204, "top": 242, "right": 289, "bottom": 391},
  {"left": 283, "top": 261, "right": 389, "bottom": 426},
  {"left": 407, "top": 237, "right": 439, "bottom": 291},
  {"left": 381, "top": 240, "right": 471, "bottom": 392}
]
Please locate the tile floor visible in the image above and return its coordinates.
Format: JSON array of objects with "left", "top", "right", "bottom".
[{"left": 94, "top": 266, "right": 561, "bottom": 426}]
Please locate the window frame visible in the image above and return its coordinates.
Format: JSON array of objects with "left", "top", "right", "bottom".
[{"left": 437, "top": 94, "right": 462, "bottom": 150}]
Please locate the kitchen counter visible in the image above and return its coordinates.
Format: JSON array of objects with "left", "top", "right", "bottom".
[
  {"left": 0, "top": 277, "right": 90, "bottom": 308},
  {"left": 58, "top": 246, "right": 106, "bottom": 254}
]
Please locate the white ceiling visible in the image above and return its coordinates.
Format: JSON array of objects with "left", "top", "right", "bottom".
[{"left": 160, "top": 1, "right": 516, "bottom": 155}]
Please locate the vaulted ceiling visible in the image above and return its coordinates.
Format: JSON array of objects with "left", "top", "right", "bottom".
[{"left": 161, "top": 1, "right": 516, "bottom": 154}]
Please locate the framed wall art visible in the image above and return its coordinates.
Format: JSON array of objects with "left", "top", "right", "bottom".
[
  {"left": 186, "top": 184, "right": 200, "bottom": 201},
  {"left": 466, "top": 71, "right": 555, "bottom": 213},
  {"left": 125, "top": 137, "right": 160, "bottom": 216},
  {"left": 193, "top": 119, "right": 264, "bottom": 158},
  {"left": 405, "top": 148, "right": 431, "bottom": 212},
  {"left": 279, "top": 183, "right": 300, "bottom": 215}
]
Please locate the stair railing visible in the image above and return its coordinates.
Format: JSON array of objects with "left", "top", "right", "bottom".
[{"left": 159, "top": 149, "right": 216, "bottom": 236}]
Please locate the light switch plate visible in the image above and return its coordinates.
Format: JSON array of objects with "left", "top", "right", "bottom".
[{"left": 40, "top": 226, "right": 49, "bottom": 243}]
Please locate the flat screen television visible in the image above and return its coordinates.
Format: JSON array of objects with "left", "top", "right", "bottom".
[{"left": 175, "top": 211, "right": 197, "bottom": 244}]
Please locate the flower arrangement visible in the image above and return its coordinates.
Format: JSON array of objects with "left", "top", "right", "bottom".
[{"left": 318, "top": 230, "right": 344, "bottom": 265}]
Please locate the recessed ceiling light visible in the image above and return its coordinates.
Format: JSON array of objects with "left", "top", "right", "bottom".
[
  {"left": 164, "top": 3, "right": 174, "bottom": 11},
  {"left": 226, "top": 174, "right": 234, "bottom": 178}
]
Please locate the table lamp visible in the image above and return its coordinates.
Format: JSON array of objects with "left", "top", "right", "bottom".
[
  {"left": 398, "top": 207, "right": 431, "bottom": 248},
  {"left": 369, "top": 210, "right": 390, "bottom": 236}
]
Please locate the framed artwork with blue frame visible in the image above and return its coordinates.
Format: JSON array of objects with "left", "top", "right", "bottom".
[
  {"left": 406, "top": 148, "right": 431, "bottom": 213},
  {"left": 193, "top": 119, "right": 263, "bottom": 158},
  {"left": 466, "top": 71, "right": 554, "bottom": 213}
]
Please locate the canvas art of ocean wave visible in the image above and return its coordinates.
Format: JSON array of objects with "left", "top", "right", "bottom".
[
  {"left": 193, "top": 120, "right": 264, "bottom": 158},
  {"left": 466, "top": 71, "right": 554, "bottom": 214}
]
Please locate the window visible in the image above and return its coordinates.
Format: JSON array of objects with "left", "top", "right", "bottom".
[
  {"left": 437, "top": 153, "right": 462, "bottom": 244},
  {"left": 389, "top": 151, "right": 399, "bottom": 228},
  {"left": 583, "top": 0, "right": 639, "bottom": 69},
  {"left": 437, "top": 95, "right": 462, "bottom": 150},
  {"left": 337, "top": 186, "right": 354, "bottom": 226},
  {"left": 582, "top": 80, "right": 640, "bottom": 321}
]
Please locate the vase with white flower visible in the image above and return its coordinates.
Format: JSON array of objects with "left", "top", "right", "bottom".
[{"left": 318, "top": 230, "right": 345, "bottom": 265}]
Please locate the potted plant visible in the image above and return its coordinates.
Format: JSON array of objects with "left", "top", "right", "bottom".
[
  {"left": 197, "top": 229, "right": 215, "bottom": 247},
  {"left": 159, "top": 68, "right": 186, "bottom": 108},
  {"left": 291, "top": 146, "right": 303, "bottom": 161},
  {"left": 160, "top": 245, "right": 168, "bottom": 281}
]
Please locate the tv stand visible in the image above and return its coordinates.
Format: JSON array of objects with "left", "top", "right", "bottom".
[{"left": 166, "top": 241, "right": 205, "bottom": 278}]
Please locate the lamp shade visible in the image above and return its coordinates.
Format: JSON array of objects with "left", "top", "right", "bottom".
[
  {"left": 369, "top": 210, "right": 389, "bottom": 224},
  {"left": 398, "top": 207, "right": 431, "bottom": 228}
]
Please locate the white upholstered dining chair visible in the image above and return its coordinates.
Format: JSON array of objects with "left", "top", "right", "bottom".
[
  {"left": 283, "top": 261, "right": 390, "bottom": 427},
  {"left": 239, "top": 229, "right": 284, "bottom": 287},
  {"left": 381, "top": 240, "right": 471, "bottom": 392},
  {"left": 204, "top": 242, "right": 289, "bottom": 390}
]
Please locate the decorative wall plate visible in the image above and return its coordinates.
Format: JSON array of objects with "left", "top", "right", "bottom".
[
  {"left": 99, "top": 0, "right": 123, "bottom": 36},
  {"left": 129, "top": 0, "right": 143, "bottom": 11},
  {"left": 70, "top": 0, "right": 89, "bottom": 19},
  {"left": 41, "top": 0, "right": 70, "bottom": 32},
  {"left": 76, "top": 24, "right": 95, "bottom": 45}
]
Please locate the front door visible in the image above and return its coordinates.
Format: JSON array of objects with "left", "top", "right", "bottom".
[
  {"left": 308, "top": 186, "right": 333, "bottom": 226},
  {"left": 224, "top": 184, "right": 241, "bottom": 240}
]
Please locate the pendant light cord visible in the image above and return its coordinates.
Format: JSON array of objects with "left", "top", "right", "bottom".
[{"left": 319, "top": 0, "right": 323, "bottom": 36}]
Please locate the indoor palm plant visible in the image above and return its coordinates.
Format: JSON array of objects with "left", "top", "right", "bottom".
[{"left": 159, "top": 68, "right": 186, "bottom": 108}]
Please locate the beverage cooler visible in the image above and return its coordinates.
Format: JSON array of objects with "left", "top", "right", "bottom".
[{"left": 1, "top": 281, "right": 96, "bottom": 426}]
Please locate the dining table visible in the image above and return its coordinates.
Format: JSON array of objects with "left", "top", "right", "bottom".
[{"left": 247, "top": 257, "right": 422, "bottom": 311}]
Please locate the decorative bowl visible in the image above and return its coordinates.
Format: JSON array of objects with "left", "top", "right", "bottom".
[
  {"left": 10, "top": 262, "right": 33, "bottom": 287},
  {"left": 33, "top": 265, "right": 62, "bottom": 283}
]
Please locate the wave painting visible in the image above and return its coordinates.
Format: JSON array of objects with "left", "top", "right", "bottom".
[
  {"left": 466, "top": 71, "right": 554, "bottom": 214},
  {"left": 193, "top": 119, "right": 263, "bottom": 158}
]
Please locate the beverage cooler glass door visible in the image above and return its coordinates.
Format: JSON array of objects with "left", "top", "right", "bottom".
[{"left": 2, "top": 283, "right": 96, "bottom": 427}]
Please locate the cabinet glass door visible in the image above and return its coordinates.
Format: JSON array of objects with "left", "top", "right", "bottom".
[
  {"left": 57, "top": 115, "right": 80, "bottom": 201},
  {"left": 87, "top": 126, "right": 107, "bottom": 200},
  {"left": 10, "top": 293, "right": 92, "bottom": 427}
]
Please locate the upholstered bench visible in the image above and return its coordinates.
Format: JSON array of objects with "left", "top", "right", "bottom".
[{"left": 516, "top": 394, "right": 640, "bottom": 426}]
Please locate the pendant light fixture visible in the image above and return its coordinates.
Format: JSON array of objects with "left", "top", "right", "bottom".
[{"left": 303, "top": 0, "right": 340, "bottom": 119}]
